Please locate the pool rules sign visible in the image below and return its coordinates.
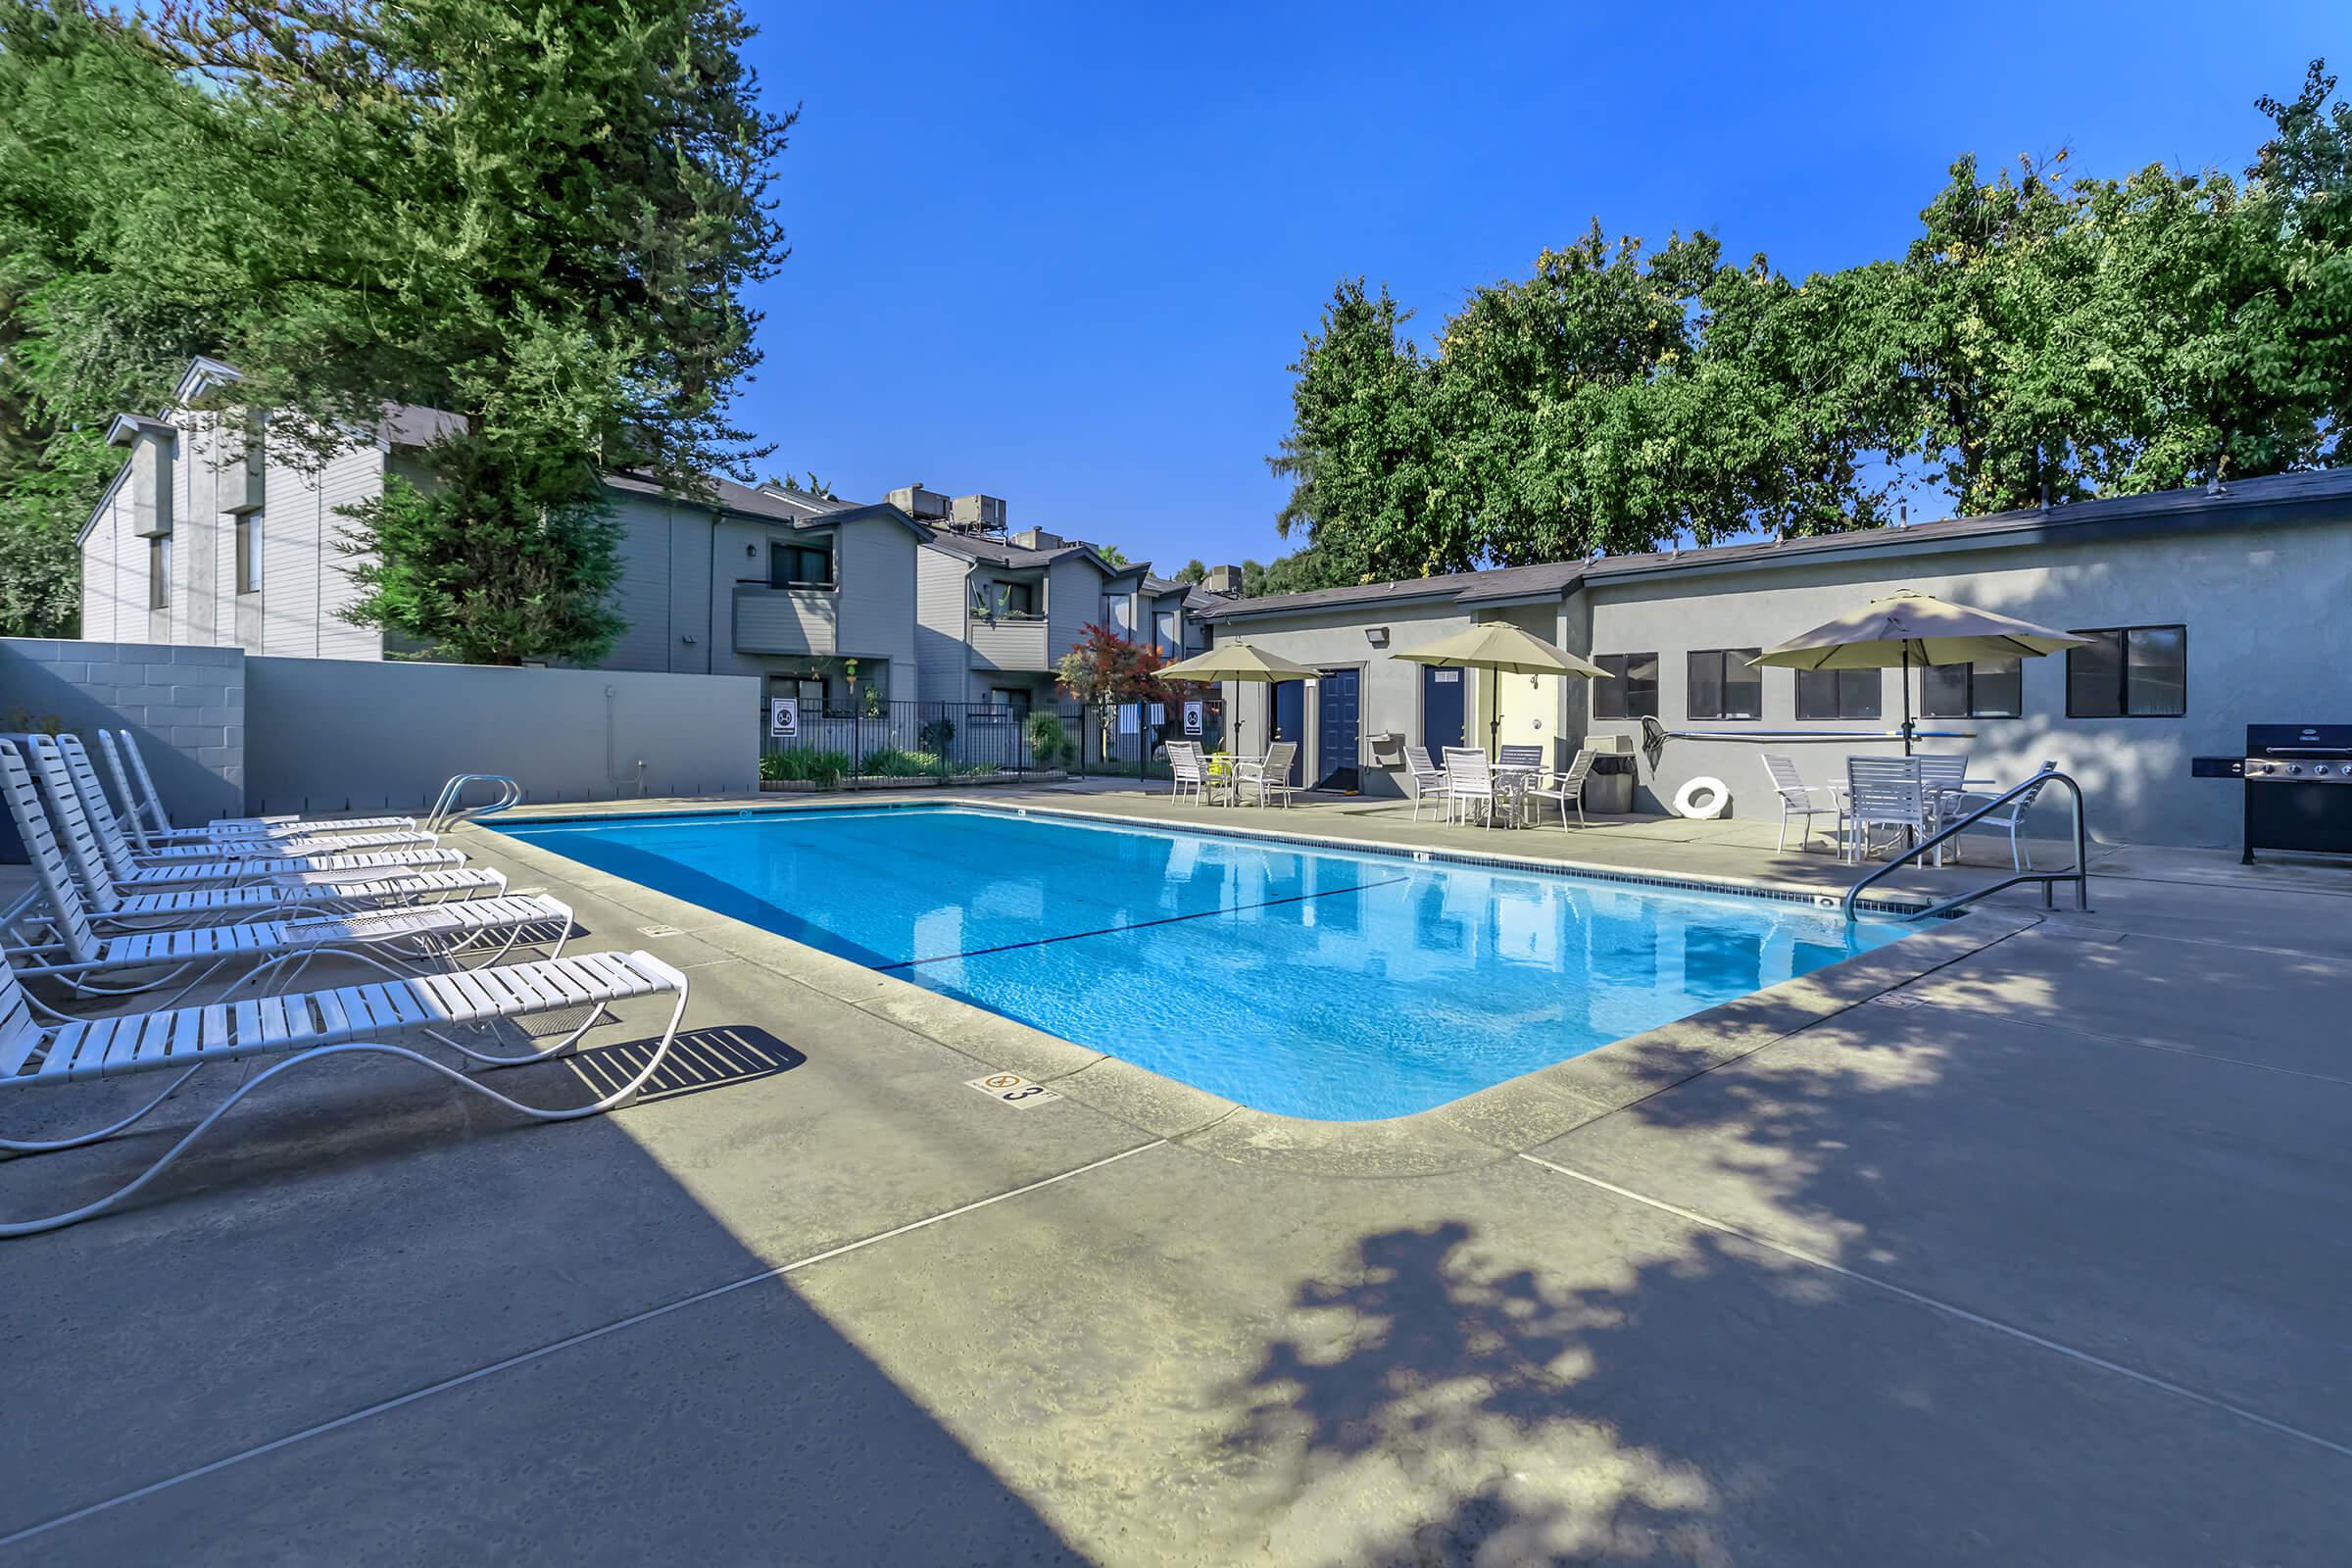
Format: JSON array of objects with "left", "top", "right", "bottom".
[{"left": 767, "top": 697, "right": 799, "bottom": 740}]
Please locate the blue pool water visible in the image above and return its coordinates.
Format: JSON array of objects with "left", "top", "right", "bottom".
[{"left": 495, "top": 806, "right": 1908, "bottom": 1120}]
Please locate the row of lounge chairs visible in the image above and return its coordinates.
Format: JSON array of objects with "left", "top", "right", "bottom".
[{"left": 0, "top": 730, "right": 688, "bottom": 1238}]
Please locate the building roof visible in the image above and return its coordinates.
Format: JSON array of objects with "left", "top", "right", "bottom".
[
  {"left": 600, "top": 472, "right": 928, "bottom": 538},
  {"left": 1198, "top": 468, "right": 2352, "bottom": 622},
  {"left": 920, "top": 525, "right": 1139, "bottom": 579}
]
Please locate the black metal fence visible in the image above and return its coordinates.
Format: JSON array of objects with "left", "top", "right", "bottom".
[{"left": 759, "top": 697, "right": 1227, "bottom": 784}]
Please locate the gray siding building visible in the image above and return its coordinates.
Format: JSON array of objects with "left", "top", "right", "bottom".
[{"left": 1196, "top": 471, "right": 2352, "bottom": 848}]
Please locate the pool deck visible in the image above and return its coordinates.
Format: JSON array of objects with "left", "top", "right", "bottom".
[{"left": 5, "top": 785, "right": 2350, "bottom": 1563}]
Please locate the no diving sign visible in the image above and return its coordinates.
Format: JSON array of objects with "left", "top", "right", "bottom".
[
  {"left": 965, "top": 1071, "right": 1062, "bottom": 1108},
  {"left": 768, "top": 696, "right": 800, "bottom": 740}
]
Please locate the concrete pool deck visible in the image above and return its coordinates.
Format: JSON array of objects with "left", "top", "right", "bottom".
[{"left": 4, "top": 786, "right": 2349, "bottom": 1563}]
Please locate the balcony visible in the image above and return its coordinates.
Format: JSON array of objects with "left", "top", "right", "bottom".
[
  {"left": 734, "top": 584, "right": 837, "bottom": 656},
  {"left": 969, "top": 613, "right": 1053, "bottom": 671}
]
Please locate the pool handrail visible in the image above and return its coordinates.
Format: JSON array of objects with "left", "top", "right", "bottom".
[
  {"left": 424, "top": 774, "right": 524, "bottom": 833},
  {"left": 1841, "top": 765, "right": 2088, "bottom": 923}
]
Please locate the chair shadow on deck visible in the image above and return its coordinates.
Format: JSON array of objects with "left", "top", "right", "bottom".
[{"left": 558, "top": 1023, "right": 806, "bottom": 1103}]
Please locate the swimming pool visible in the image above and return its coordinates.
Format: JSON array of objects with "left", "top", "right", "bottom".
[{"left": 494, "top": 805, "right": 1910, "bottom": 1120}]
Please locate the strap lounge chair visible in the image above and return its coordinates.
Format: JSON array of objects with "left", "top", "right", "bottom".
[
  {"left": 18, "top": 736, "right": 466, "bottom": 895},
  {"left": 1950, "top": 760, "right": 2055, "bottom": 871},
  {"left": 4, "top": 758, "right": 568, "bottom": 1008},
  {"left": 1762, "top": 755, "right": 1840, "bottom": 854},
  {"left": 0, "top": 944, "right": 689, "bottom": 1237},
  {"left": 102, "top": 728, "right": 418, "bottom": 843},
  {"left": 1524, "top": 749, "right": 1597, "bottom": 829},
  {"left": 56, "top": 734, "right": 436, "bottom": 859},
  {"left": 1, "top": 741, "right": 510, "bottom": 934},
  {"left": 1167, "top": 741, "right": 1219, "bottom": 806},
  {"left": 1233, "top": 742, "right": 1300, "bottom": 808},
  {"left": 1844, "top": 757, "right": 1930, "bottom": 865},
  {"left": 1403, "top": 746, "right": 1450, "bottom": 822}
]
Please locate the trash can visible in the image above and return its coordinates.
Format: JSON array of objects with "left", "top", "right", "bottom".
[{"left": 1586, "top": 753, "right": 1636, "bottom": 815}]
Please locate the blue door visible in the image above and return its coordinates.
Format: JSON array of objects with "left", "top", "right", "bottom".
[
  {"left": 1270, "top": 680, "right": 1306, "bottom": 784},
  {"left": 1421, "top": 665, "right": 1465, "bottom": 755},
  {"left": 1315, "top": 667, "right": 1360, "bottom": 791}
]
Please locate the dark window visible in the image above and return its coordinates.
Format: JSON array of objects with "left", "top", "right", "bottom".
[
  {"left": 235, "top": 511, "right": 263, "bottom": 595},
  {"left": 1687, "top": 648, "right": 1761, "bottom": 720},
  {"left": 992, "top": 686, "right": 1032, "bottom": 719},
  {"left": 1592, "top": 652, "right": 1659, "bottom": 720},
  {"left": 1794, "top": 667, "right": 1883, "bottom": 720},
  {"left": 1001, "top": 580, "right": 1037, "bottom": 617},
  {"left": 1921, "top": 657, "right": 2023, "bottom": 718},
  {"left": 768, "top": 541, "right": 833, "bottom": 588},
  {"left": 2067, "top": 626, "right": 2185, "bottom": 717},
  {"left": 148, "top": 535, "right": 172, "bottom": 611}
]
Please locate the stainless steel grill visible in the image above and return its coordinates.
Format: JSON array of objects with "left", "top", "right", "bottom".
[{"left": 2192, "top": 724, "right": 2352, "bottom": 863}]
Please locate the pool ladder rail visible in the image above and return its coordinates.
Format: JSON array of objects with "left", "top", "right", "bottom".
[
  {"left": 423, "top": 773, "right": 525, "bottom": 833},
  {"left": 1841, "top": 766, "right": 2090, "bottom": 923}
]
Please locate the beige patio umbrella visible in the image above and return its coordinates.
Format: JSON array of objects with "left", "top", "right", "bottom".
[
  {"left": 1749, "top": 588, "right": 2087, "bottom": 754},
  {"left": 1156, "top": 641, "right": 1322, "bottom": 754},
  {"left": 1392, "top": 621, "right": 1606, "bottom": 758}
]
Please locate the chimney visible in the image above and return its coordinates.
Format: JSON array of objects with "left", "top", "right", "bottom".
[
  {"left": 1201, "top": 564, "right": 1243, "bottom": 597},
  {"left": 885, "top": 483, "right": 951, "bottom": 521}
]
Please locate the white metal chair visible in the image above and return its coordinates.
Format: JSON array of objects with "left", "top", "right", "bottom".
[
  {"left": 1525, "top": 749, "right": 1596, "bottom": 829},
  {"left": 1234, "top": 742, "right": 1299, "bottom": 808},
  {"left": 1443, "top": 748, "right": 1499, "bottom": 828},
  {"left": 1948, "top": 760, "right": 2055, "bottom": 870},
  {"left": 1843, "top": 757, "right": 1929, "bottom": 865},
  {"left": 1167, "top": 741, "right": 1219, "bottom": 806},
  {"left": 0, "top": 942, "right": 689, "bottom": 1237},
  {"left": 97, "top": 729, "right": 420, "bottom": 850},
  {"left": 1496, "top": 744, "right": 1544, "bottom": 770},
  {"left": 1404, "top": 746, "right": 1450, "bottom": 821},
  {"left": 1763, "top": 755, "right": 1840, "bottom": 854},
  {"left": 1912, "top": 754, "right": 1974, "bottom": 863}
]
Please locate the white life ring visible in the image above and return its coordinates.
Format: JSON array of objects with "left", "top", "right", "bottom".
[{"left": 1672, "top": 776, "right": 1731, "bottom": 819}]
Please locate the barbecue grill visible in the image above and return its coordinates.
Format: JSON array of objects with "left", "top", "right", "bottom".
[{"left": 2191, "top": 723, "right": 2352, "bottom": 864}]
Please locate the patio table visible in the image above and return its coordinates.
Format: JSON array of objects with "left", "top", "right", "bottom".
[{"left": 1490, "top": 762, "right": 1543, "bottom": 828}]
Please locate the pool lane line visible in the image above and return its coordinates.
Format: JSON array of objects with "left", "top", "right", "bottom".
[
  {"left": 0, "top": 1138, "right": 1171, "bottom": 1553},
  {"left": 1521, "top": 1152, "right": 2352, "bottom": 1461},
  {"left": 876, "top": 875, "right": 1414, "bottom": 972}
]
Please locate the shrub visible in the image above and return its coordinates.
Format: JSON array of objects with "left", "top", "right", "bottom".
[
  {"left": 762, "top": 747, "right": 850, "bottom": 786},
  {"left": 858, "top": 747, "right": 939, "bottom": 777},
  {"left": 1023, "top": 711, "right": 1066, "bottom": 766}
]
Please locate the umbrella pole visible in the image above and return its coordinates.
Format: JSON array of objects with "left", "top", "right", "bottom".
[{"left": 1901, "top": 646, "right": 1915, "bottom": 757}]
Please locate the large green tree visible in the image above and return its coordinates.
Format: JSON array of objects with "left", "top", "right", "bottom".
[
  {"left": 0, "top": 0, "right": 795, "bottom": 662},
  {"left": 1267, "top": 61, "right": 2350, "bottom": 594}
]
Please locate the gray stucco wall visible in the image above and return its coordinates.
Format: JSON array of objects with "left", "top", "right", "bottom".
[
  {"left": 0, "top": 637, "right": 246, "bottom": 858},
  {"left": 243, "top": 658, "right": 759, "bottom": 814}
]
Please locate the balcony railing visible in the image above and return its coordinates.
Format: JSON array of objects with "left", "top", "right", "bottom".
[
  {"left": 969, "top": 613, "right": 1053, "bottom": 671},
  {"left": 734, "top": 584, "right": 838, "bottom": 656}
]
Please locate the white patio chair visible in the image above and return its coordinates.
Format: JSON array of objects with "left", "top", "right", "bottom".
[
  {"left": 1947, "top": 760, "right": 2056, "bottom": 870},
  {"left": 1763, "top": 755, "right": 1840, "bottom": 854},
  {"left": 1443, "top": 748, "right": 1498, "bottom": 828},
  {"left": 1234, "top": 742, "right": 1300, "bottom": 808},
  {"left": 1844, "top": 757, "right": 1929, "bottom": 865},
  {"left": 57, "top": 734, "right": 436, "bottom": 860},
  {"left": 1524, "top": 749, "right": 1597, "bottom": 829},
  {"left": 0, "top": 942, "right": 689, "bottom": 1237},
  {"left": 97, "top": 730, "right": 420, "bottom": 850},
  {"left": 1496, "top": 744, "right": 1544, "bottom": 770},
  {"left": 1167, "top": 741, "right": 1218, "bottom": 806},
  {"left": 19, "top": 736, "right": 466, "bottom": 896},
  {"left": 1912, "top": 754, "right": 1974, "bottom": 861},
  {"left": 1404, "top": 746, "right": 1450, "bottom": 822}
]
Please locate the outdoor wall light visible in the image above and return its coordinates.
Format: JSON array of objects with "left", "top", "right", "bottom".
[
  {"left": 746, "top": 543, "right": 758, "bottom": 557},
  {"left": 1365, "top": 626, "right": 1389, "bottom": 647}
]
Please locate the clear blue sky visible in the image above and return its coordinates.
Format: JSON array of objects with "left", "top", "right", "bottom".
[{"left": 736, "top": 2, "right": 2340, "bottom": 576}]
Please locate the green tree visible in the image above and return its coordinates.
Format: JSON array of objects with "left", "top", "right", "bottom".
[{"left": 1174, "top": 559, "right": 1207, "bottom": 584}]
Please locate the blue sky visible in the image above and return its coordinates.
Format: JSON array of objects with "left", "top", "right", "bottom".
[{"left": 735, "top": 3, "right": 2339, "bottom": 576}]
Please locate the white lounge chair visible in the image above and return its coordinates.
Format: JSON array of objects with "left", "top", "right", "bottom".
[
  {"left": 1234, "top": 742, "right": 1299, "bottom": 808},
  {"left": 1404, "top": 746, "right": 1450, "bottom": 822},
  {"left": 1444, "top": 748, "right": 1499, "bottom": 828},
  {"left": 0, "top": 944, "right": 689, "bottom": 1237},
  {"left": 1948, "top": 760, "right": 2055, "bottom": 870},
  {"left": 102, "top": 728, "right": 418, "bottom": 843},
  {"left": 3, "top": 756, "right": 568, "bottom": 1008},
  {"left": 1167, "top": 741, "right": 1219, "bottom": 806},
  {"left": 56, "top": 734, "right": 436, "bottom": 859},
  {"left": 18, "top": 735, "right": 466, "bottom": 895},
  {"left": 1525, "top": 749, "right": 1597, "bottom": 829},
  {"left": 1, "top": 739, "right": 510, "bottom": 934},
  {"left": 1763, "top": 755, "right": 1840, "bottom": 854}
]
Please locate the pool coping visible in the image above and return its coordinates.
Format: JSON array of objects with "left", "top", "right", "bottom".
[{"left": 468, "top": 800, "right": 2039, "bottom": 1176}]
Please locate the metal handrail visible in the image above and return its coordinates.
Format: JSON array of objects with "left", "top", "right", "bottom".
[
  {"left": 1841, "top": 765, "right": 2088, "bottom": 923},
  {"left": 423, "top": 773, "right": 523, "bottom": 833}
]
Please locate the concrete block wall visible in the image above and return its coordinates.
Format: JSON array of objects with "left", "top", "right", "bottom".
[{"left": 0, "top": 638, "right": 247, "bottom": 858}]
